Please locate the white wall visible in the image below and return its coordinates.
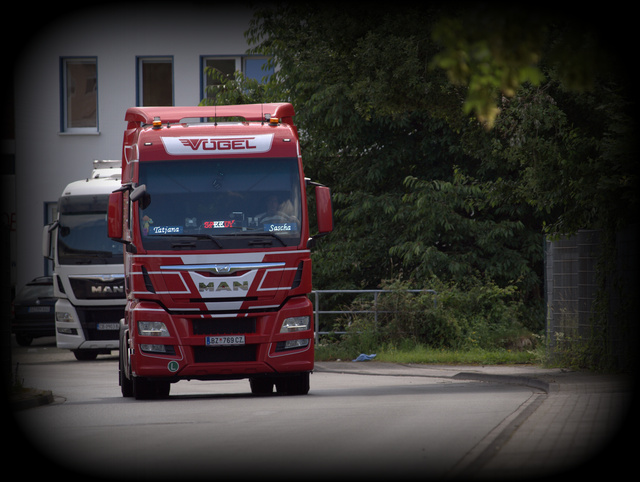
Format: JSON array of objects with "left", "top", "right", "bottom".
[{"left": 13, "top": 4, "right": 255, "bottom": 289}]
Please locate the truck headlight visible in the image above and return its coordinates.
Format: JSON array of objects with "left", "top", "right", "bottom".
[
  {"left": 280, "top": 316, "right": 310, "bottom": 333},
  {"left": 138, "top": 321, "right": 170, "bottom": 337},
  {"left": 56, "top": 312, "right": 74, "bottom": 323}
]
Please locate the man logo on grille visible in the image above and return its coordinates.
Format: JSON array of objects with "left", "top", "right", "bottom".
[
  {"left": 91, "top": 285, "right": 124, "bottom": 294},
  {"left": 198, "top": 281, "right": 249, "bottom": 292}
]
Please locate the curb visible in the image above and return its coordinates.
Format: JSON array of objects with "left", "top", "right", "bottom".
[
  {"left": 314, "top": 361, "right": 561, "bottom": 393},
  {"left": 453, "top": 372, "right": 553, "bottom": 393},
  {"left": 10, "top": 389, "right": 54, "bottom": 411}
]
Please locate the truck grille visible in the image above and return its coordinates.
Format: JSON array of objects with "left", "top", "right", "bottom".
[
  {"left": 70, "top": 277, "right": 125, "bottom": 300},
  {"left": 76, "top": 307, "right": 123, "bottom": 341}
]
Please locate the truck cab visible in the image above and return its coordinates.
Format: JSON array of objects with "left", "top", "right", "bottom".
[
  {"left": 108, "top": 104, "right": 332, "bottom": 399},
  {"left": 43, "top": 160, "right": 125, "bottom": 360}
]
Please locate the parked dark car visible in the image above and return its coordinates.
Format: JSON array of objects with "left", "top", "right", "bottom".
[{"left": 11, "top": 276, "right": 56, "bottom": 346}]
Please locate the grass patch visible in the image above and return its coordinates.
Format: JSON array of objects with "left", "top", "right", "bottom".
[
  {"left": 315, "top": 341, "right": 542, "bottom": 365},
  {"left": 313, "top": 276, "right": 546, "bottom": 366}
]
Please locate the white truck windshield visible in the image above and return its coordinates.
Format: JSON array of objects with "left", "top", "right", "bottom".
[{"left": 57, "top": 194, "right": 124, "bottom": 265}]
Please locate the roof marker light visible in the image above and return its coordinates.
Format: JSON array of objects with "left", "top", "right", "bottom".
[{"left": 152, "top": 116, "right": 162, "bottom": 129}]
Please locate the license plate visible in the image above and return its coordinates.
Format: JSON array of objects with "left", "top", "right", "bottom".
[
  {"left": 206, "top": 335, "right": 245, "bottom": 346},
  {"left": 28, "top": 306, "right": 50, "bottom": 313},
  {"left": 97, "top": 323, "right": 119, "bottom": 331}
]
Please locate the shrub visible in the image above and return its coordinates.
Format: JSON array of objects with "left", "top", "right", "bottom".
[{"left": 329, "top": 276, "right": 534, "bottom": 353}]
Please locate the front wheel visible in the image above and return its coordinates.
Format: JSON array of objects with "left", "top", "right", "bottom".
[
  {"left": 275, "top": 372, "right": 310, "bottom": 395},
  {"left": 119, "top": 349, "right": 133, "bottom": 397},
  {"left": 15, "top": 334, "right": 33, "bottom": 346},
  {"left": 133, "top": 377, "right": 170, "bottom": 400},
  {"left": 119, "top": 328, "right": 133, "bottom": 397},
  {"left": 249, "top": 377, "right": 274, "bottom": 395}
]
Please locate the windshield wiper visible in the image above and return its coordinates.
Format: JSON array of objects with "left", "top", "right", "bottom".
[
  {"left": 167, "top": 234, "right": 224, "bottom": 249},
  {"left": 161, "top": 231, "right": 287, "bottom": 249},
  {"left": 231, "top": 231, "right": 287, "bottom": 246}
]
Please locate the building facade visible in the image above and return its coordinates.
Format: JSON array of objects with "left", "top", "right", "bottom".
[{"left": 9, "top": 5, "right": 268, "bottom": 292}]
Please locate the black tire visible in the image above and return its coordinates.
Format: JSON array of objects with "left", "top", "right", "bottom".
[
  {"left": 275, "top": 372, "right": 310, "bottom": 395},
  {"left": 15, "top": 334, "right": 33, "bottom": 346},
  {"left": 133, "top": 377, "right": 170, "bottom": 400},
  {"left": 119, "top": 349, "right": 133, "bottom": 397},
  {"left": 155, "top": 381, "right": 170, "bottom": 399},
  {"left": 249, "top": 377, "right": 274, "bottom": 395},
  {"left": 119, "top": 328, "right": 133, "bottom": 397}
]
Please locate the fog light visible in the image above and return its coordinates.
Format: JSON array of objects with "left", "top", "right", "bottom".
[
  {"left": 140, "top": 344, "right": 175, "bottom": 355},
  {"left": 57, "top": 327, "right": 77, "bottom": 335},
  {"left": 275, "top": 339, "right": 310, "bottom": 352},
  {"left": 285, "top": 339, "right": 309, "bottom": 349}
]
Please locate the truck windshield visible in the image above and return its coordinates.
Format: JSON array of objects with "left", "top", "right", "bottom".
[
  {"left": 137, "top": 158, "right": 303, "bottom": 250},
  {"left": 57, "top": 194, "right": 124, "bottom": 265}
]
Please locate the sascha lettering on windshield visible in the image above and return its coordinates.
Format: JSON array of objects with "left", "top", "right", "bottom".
[{"left": 265, "top": 223, "right": 297, "bottom": 232}]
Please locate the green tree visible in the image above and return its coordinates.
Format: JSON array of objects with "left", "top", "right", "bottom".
[
  {"left": 201, "top": 69, "right": 274, "bottom": 106},
  {"left": 244, "top": 5, "right": 547, "bottom": 322},
  {"left": 220, "top": 5, "right": 636, "bottom": 346},
  {"left": 431, "top": 5, "right": 618, "bottom": 128}
]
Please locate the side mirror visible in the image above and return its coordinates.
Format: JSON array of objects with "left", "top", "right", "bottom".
[
  {"left": 108, "top": 191, "right": 123, "bottom": 241},
  {"left": 130, "top": 184, "right": 150, "bottom": 210},
  {"left": 315, "top": 185, "right": 333, "bottom": 234},
  {"left": 42, "top": 223, "right": 54, "bottom": 259}
]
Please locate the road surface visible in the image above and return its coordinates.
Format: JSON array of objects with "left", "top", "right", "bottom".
[{"left": 10, "top": 337, "right": 541, "bottom": 479}]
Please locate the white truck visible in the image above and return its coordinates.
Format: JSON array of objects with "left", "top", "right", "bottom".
[{"left": 43, "top": 160, "right": 125, "bottom": 360}]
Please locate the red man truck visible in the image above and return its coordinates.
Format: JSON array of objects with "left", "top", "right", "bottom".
[{"left": 108, "top": 103, "right": 332, "bottom": 399}]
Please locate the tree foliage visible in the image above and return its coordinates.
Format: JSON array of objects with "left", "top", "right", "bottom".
[{"left": 207, "top": 5, "right": 636, "bottom": 338}]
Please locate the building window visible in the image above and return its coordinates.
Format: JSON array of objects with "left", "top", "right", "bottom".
[
  {"left": 137, "top": 57, "right": 174, "bottom": 106},
  {"left": 204, "top": 57, "right": 239, "bottom": 86},
  {"left": 243, "top": 57, "right": 274, "bottom": 83},
  {"left": 61, "top": 57, "right": 97, "bottom": 132},
  {"left": 201, "top": 56, "right": 274, "bottom": 100}
]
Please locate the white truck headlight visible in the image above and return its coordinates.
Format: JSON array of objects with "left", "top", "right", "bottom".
[
  {"left": 56, "top": 312, "right": 74, "bottom": 323},
  {"left": 280, "top": 316, "right": 310, "bottom": 333},
  {"left": 138, "top": 321, "right": 170, "bottom": 337}
]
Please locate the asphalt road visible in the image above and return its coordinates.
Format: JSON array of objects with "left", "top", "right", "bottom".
[{"left": 9, "top": 337, "right": 541, "bottom": 479}]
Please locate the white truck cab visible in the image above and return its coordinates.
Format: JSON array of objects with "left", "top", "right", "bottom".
[{"left": 43, "top": 160, "right": 125, "bottom": 360}]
